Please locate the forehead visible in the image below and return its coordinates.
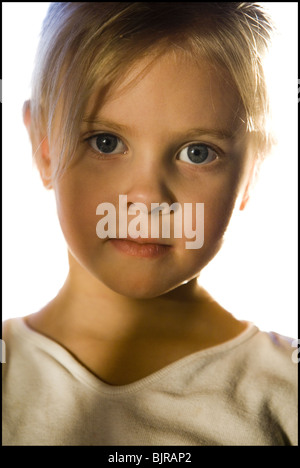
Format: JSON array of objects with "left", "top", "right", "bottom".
[{"left": 84, "top": 52, "right": 245, "bottom": 137}]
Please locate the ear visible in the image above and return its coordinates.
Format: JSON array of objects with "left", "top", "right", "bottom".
[
  {"left": 239, "top": 158, "right": 260, "bottom": 211},
  {"left": 23, "top": 100, "right": 53, "bottom": 189}
]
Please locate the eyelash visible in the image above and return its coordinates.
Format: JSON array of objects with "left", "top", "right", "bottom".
[
  {"left": 84, "top": 133, "right": 128, "bottom": 159},
  {"left": 84, "top": 132, "right": 222, "bottom": 165}
]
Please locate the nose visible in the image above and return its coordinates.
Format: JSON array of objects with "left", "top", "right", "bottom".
[{"left": 123, "top": 156, "right": 176, "bottom": 214}]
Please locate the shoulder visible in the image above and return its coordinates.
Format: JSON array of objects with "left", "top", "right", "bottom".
[
  {"left": 242, "top": 327, "right": 297, "bottom": 380},
  {"left": 2, "top": 316, "right": 34, "bottom": 353},
  {"left": 2, "top": 317, "right": 35, "bottom": 378},
  {"left": 226, "top": 325, "right": 298, "bottom": 395},
  {"left": 2, "top": 315, "right": 66, "bottom": 380},
  {"left": 183, "top": 323, "right": 298, "bottom": 445},
  {"left": 2, "top": 318, "right": 22, "bottom": 361},
  {"left": 227, "top": 326, "right": 298, "bottom": 445}
]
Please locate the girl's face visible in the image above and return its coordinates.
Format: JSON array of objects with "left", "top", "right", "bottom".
[{"left": 51, "top": 52, "right": 253, "bottom": 298}]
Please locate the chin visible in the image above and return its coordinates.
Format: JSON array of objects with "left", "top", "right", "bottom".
[{"left": 101, "top": 275, "right": 181, "bottom": 299}]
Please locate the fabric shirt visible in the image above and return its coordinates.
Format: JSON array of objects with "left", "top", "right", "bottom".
[{"left": 2, "top": 317, "right": 298, "bottom": 446}]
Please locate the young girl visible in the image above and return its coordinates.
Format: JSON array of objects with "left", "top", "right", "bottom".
[{"left": 2, "top": 2, "right": 297, "bottom": 446}]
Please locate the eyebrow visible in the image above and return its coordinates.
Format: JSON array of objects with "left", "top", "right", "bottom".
[
  {"left": 82, "top": 118, "right": 130, "bottom": 133},
  {"left": 82, "top": 117, "right": 236, "bottom": 141}
]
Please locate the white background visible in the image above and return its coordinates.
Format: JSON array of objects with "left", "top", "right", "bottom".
[{"left": 2, "top": 3, "right": 298, "bottom": 337}]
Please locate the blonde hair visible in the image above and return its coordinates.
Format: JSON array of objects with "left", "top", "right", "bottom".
[{"left": 28, "top": 2, "right": 275, "bottom": 182}]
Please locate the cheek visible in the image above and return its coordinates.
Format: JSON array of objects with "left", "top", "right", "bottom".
[
  {"left": 171, "top": 173, "right": 241, "bottom": 277},
  {"left": 184, "top": 167, "right": 244, "bottom": 248},
  {"left": 204, "top": 188, "right": 237, "bottom": 241},
  {"left": 53, "top": 170, "right": 113, "bottom": 256}
]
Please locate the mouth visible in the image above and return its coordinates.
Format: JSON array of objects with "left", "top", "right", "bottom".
[
  {"left": 121, "top": 235, "right": 171, "bottom": 245},
  {"left": 108, "top": 237, "right": 172, "bottom": 258}
]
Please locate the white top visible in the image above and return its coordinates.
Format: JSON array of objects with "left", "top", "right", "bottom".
[{"left": 2, "top": 317, "right": 298, "bottom": 446}]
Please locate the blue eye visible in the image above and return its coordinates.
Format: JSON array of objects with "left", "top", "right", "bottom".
[
  {"left": 178, "top": 143, "right": 217, "bottom": 165},
  {"left": 87, "top": 133, "right": 127, "bottom": 155}
]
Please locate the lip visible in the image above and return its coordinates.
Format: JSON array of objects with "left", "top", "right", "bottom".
[
  {"left": 119, "top": 235, "right": 170, "bottom": 245},
  {"left": 108, "top": 238, "right": 172, "bottom": 258}
]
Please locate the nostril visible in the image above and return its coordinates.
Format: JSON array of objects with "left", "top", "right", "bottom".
[
  {"left": 127, "top": 202, "right": 178, "bottom": 216},
  {"left": 150, "top": 202, "right": 181, "bottom": 216},
  {"left": 128, "top": 202, "right": 149, "bottom": 215}
]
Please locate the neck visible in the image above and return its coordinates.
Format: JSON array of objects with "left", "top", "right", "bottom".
[{"left": 44, "top": 255, "right": 213, "bottom": 343}]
